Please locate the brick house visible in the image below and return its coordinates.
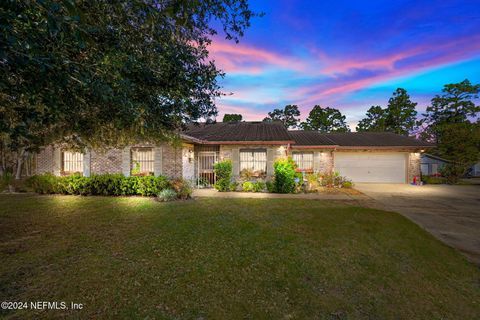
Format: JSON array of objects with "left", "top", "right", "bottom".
[{"left": 36, "top": 121, "right": 433, "bottom": 185}]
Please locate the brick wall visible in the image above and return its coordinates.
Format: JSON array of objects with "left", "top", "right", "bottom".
[
  {"left": 90, "top": 149, "right": 123, "bottom": 174},
  {"left": 35, "top": 143, "right": 183, "bottom": 178},
  {"left": 36, "top": 145, "right": 55, "bottom": 174},
  {"left": 161, "top": 143, "right": 183, "bottom": 178},
  {"left": 408, "top": 152, "right": 421, "bottom": 183}
]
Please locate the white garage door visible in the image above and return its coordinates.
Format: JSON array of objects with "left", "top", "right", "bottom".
[{"left": 335, "top": 152, "right": 407, "bottom": 183}]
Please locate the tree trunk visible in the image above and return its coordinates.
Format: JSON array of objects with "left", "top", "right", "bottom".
[{"left": 15, "top": 148, "right": 25, "bottom": 180}]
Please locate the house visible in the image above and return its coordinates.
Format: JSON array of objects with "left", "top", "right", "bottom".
[
  {"left": 35, "top": 121, "right": 433, "bottom": 184},
  {"left": 420, "top": 153, "right": 450, "bottom": 176},
  {"left": 421, "top": 154, "right": 480, "bottom": 177}
]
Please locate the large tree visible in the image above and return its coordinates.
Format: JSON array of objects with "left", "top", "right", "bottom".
[
  {"left": 419, "top": 80, "right": 480, "bottom": 182},
  {"left": 300, "top": 106, "right": 350, "bottom": 132},
  {"left": 263, "top": 105, "right": 300, "bottom": 129},
  {"left": 421, "top": 79, "right": 480, "bottom": 143},
  {"left": 0, "top": 0, "right": 258, "bottom": 177},
  {"left": 356, "top": 106, "right": 387, "bottom": 132},
  {"left": 222, "top": 114, "right": 243, "bottom": 122},
  {"left": 355, "top": 88, "right": 417, "bottom": 135},
  {"left": 384, "top": 88, "right": 418, "bottom": 135}
]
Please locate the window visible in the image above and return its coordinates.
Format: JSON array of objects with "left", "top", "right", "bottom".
[
  {"left": 131, "top": 147, "right": 154, "bottom": 175},
  {"left": 240, "top": 149, "right": 267, "bottom": 175},
  {"left": 292, "top": 152, "right": 314, "bottom": 171},
  {"left": 431, "top": 163, "right": 438, "bottom": 175},
  {"left": 62, "top": 151, "right": 84, "bottom": 175}
]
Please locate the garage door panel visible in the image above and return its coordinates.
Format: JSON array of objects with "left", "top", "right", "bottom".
[{"left": 335, "top": 152, "right": 406, "bottom": 183}]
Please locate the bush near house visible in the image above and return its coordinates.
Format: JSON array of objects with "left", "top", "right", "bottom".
[
  {"left": 421, "top": 175, "right": 447, "bottom": 185},
  {"left": 26, "top": 173, "right": 172, "bottom": 197},
  {"left": 272, "top": 157, "right": 300, "bottom": 193},
  {"left": 213, "top": 160, "right": 233, "bottom": 192}
]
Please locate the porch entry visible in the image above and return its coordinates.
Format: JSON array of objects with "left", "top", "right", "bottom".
[{"left": 195, "top": 145, "right": 220, "bottom": 188}]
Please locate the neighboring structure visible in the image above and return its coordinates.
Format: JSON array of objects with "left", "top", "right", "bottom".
[
  {"left": 36, "top": 121, "right": 433, "bottom": 184},
  {"left": 420, "top": 153, "right": 450, "bottom": 176},
  {"left": 471, "top": 161, "right": 480, "bottom": 177}
]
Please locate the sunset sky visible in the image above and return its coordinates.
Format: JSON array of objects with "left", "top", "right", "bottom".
[{"left": 209, "top": 0, "right": 480, "bottom": 129}]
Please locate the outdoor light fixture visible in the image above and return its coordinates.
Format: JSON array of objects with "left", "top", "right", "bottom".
[
  {"left": 278, "top": 146, "right": 286, "bottom": 155},
  {"left": 187, "top": 148, "right": 194, "bottom": 163}
]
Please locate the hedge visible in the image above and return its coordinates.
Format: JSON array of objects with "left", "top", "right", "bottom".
[{"left": 26, "top": 173, "right": 171, "bottom": 196}]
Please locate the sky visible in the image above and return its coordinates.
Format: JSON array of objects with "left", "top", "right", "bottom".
[{"left": 209, "top": 0, "right": 480, "bottom": 129}]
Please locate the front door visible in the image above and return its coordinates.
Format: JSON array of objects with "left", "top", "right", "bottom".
[{"left": 197, "top": 151, "right": 217, "bottom": 187}]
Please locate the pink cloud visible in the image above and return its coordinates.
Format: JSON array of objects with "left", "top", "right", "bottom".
[
  {"left": 209, "top": 41, "right": 305, "bottom": 74},
  {"left": 296, "top": 35, "right": 480, "bottom": 105}
]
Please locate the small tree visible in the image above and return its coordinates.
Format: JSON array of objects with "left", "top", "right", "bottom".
[
  {"left": 263, "top": 105, "right": 301, "bottom": 129},
  {"left": 356, "top": 106, "right": 387, "bottom": 132},
  {"left": 222, "top": 114, "right": 243, "bottom": 122},
  {"left": 300, "top": 106, "right": 350, "bottom": 132},
  {"left": 213, "top": 160, "right": 233, "bottom": 192}
]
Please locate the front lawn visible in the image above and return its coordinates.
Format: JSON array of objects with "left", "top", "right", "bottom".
[{"left": 0, "top": 195, "right": 479, "bottom": 319}]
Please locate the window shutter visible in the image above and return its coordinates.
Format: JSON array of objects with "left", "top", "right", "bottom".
[
  {"left": 232, "top": 148, "right": 240, "bottom": 176},
  {"left": 122, "top": 147, "right": 131, "bottom": 177},
  {"left": 83, "top": 150, "right": 91, "bottom": 177},
  {"left": 154, "top": 147, "right": 163, "bottom": 176},
  {"left": 266, "top": 148, "right": 275, "bottom": 176},
  {"left": 53, "top": 147, "right": 61, "bottom": 176},
  {"left": 313, "top": 152, "right": 321, "bottom": 172}
]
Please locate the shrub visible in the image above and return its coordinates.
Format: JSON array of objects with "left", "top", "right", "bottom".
[
  {"left": 214, "top": 160, "right": 233, "bottom": 192},
  {"left": 266, "top": 180, "right": 275, "bottom": 192},
  {"left": 272, "top": 157, "right": 297, "bottom": 193},
  {"left": 242, "top": 181, "right": 254, "bottom": 192},
  {"left": 342, "top": 181, "right": 353, "bottom": 188},
  {"left": 88, "top": 174, "right": 124, "bottom": 195},
  {"left": 157, "top": 189, "right": 177, "bottom": 202},
  {"left": 422, "top": 175, "right": 447, "bottom": 185},
  {"left": 137, "top": 175, "right": 170, "bottom": 196},
  {"left": 229, "top": 181, "right": 238, "bottom": 191},
  {"left": 252, "top": 181, "right": 266, "bottom": 192},
  {"left": 26, "top": 173, "right": 60, "bottom": 194},
  {"left": 0, "top": 171, "right": 14, "bottom": 192},
  {"left": 440, "top": 164, "right": 465, "bottom": 184},
  {"left": 59, "top": 174, "right": 90, "bottom": 195},
  {"left": 170, "top": 178, "right": 193, "bottom": 200},
  {"left": 27, "top": 173, "right": 171, "bottom": 196}
]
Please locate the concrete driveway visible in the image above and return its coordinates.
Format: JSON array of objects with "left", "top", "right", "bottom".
[{"left": 355, "top": 183, "right": 480, "bottom": 265}]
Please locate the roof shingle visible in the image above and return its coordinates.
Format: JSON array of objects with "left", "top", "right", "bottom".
[
  {"left": 289, "top": 131, "right": 433, "bottom": 147},
  {"left": 184, "top": 121, "right": 293, "bottom": 142}
]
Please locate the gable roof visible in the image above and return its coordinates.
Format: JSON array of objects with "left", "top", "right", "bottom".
[
  {"left": 184, "top": 121, "right": 294, "bottom": 144},
  {"left": 182, "top": 122, "right": 433, "bottom": 148}
]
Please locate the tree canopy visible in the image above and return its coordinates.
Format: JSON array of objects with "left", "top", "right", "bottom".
[
  {"left": 0, "top": 0, "right": 258, "bottom": 153},
  {"left": 222, "top": 114, "right": 243, "bottom": 122},
  {"left": 385, "top": 88, "right": 418, "bottom": 135},
  {"left": 421, "top": 79, "right": 480, "bottom": 142},
  {"left": 419, "top": 79, "right": 480, "bottom": 182},
  {"left": 356, "top": 88, "right": 417, "bottom": 135},
  {"left": 356, "top": 106, "right": 387, "bottom": 132},
  {"left": 300, "top": 106, "right": 350, "bottom": 132},
  {"left": 263, "top": 105, "right": 300, "bottom": 129}
]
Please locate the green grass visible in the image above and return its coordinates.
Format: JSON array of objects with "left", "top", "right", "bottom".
[{"left": 0, "top": 195, "right": 479, "bottom": 319}]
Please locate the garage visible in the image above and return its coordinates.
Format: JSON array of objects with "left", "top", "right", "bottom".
[{"left": 334, "top": 152, "right": 407, "bottom": 183}]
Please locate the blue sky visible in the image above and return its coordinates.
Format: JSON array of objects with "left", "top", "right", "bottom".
[{"left": 209, "top": 0, "right": 480, "bottom": 128}]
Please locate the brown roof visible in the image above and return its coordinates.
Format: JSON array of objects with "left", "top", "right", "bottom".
[
  {"left": 289, "top": 130, "right": 433, "bottom": 148},
  {"left": 182, "top": 122, "right": 433, "bottom": 147},
  {"left": 184, "top": 121, "right": 293, "bottom": 143},
  {"left": 287, "top": 130, "right": 336, "bottom": 146}
]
